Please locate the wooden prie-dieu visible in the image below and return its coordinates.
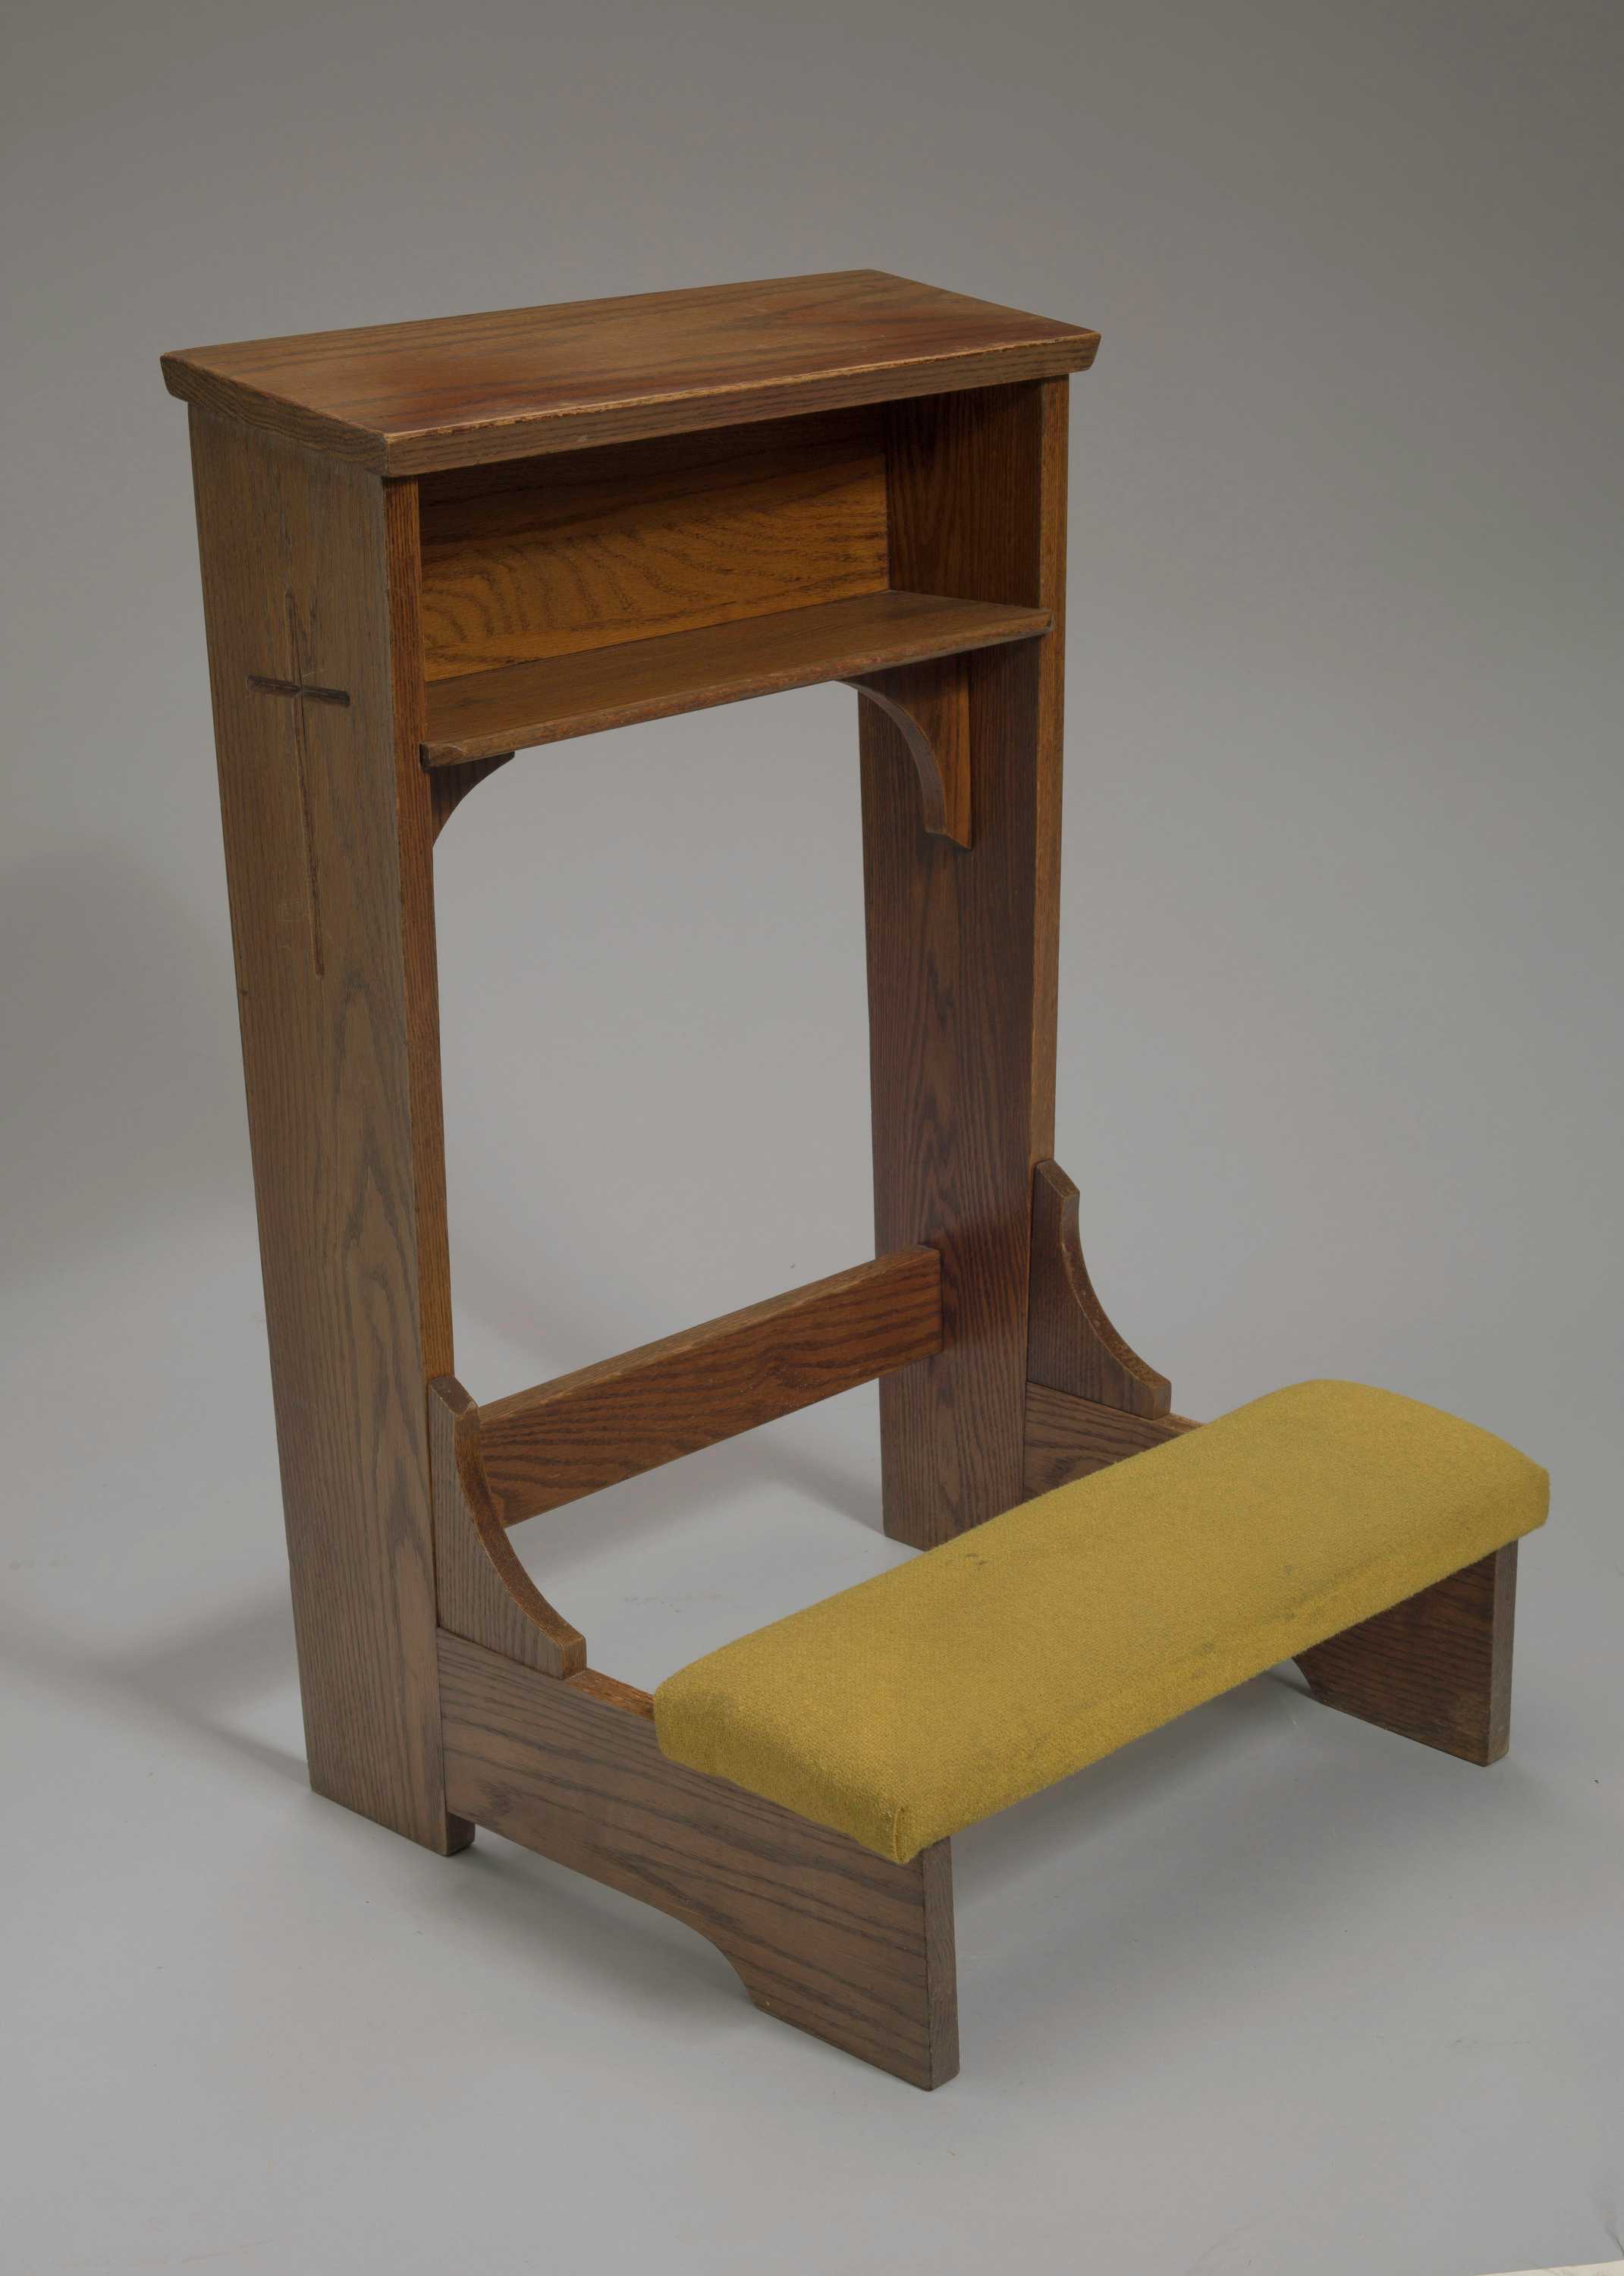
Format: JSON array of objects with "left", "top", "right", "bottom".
[{"left": 162, "top": 272, "right": 1538, "bottom": 2089}]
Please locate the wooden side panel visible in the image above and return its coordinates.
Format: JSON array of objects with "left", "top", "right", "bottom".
[
  {"left": 187, "top": 411, "right": 465, "bottom": 1852},
  {"left": 418, "top": 409, "right": 887, "bottom": 681},
  {"left": 1023, "top": 1382, "right": 1199, "bottom": 1496},
  {"left": 387, "top": 479, "right": 457, "bottom": 1381},
  {"left": 438, "top": 1633, "right": 960, "bottom": 2089},
  {"left": 476, "top": 1246, "right": 943, "bottom": 1528},
  {"left": 1297, "top": 1545, "right": 1518, "bottom": 1765},
  {"left": 862, "top": 379, "right": 1070, "bottom": 1546}
]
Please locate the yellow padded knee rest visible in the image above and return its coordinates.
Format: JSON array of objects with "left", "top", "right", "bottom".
[{"left": 652, "top": 1381, "right": 1547, "bottom": 1862}]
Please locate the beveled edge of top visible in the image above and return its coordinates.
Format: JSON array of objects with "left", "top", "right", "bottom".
[{"left": 161, "top": 269, "right": 1099, "bottom": 475}]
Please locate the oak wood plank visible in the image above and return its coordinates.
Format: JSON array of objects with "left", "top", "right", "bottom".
[
  {"left": 438, "top": 1631, "right": 959, "bottom": 2087},
  {"left": 386, "top": 479, "right": 458, "bottom": 1382},
  {"left": 861, "top": 380, "right": 1070, "bottom": 1547},
  {"left": 566, "top": 1667, "right": 655, "bottom": 1717},
  {"left": 419, "top": 407, "right": 887, "bottom": 681},
  {"left": 187, "top": 410, "right": 466, "bottom": 1851},
  {"left": 419, "top": 589, "right": 1051, "bottom": 763},
  {"left": 162, "top": 269, "right": 1099, "bottom": 473},
  {"left": 1297, "top": 1545, "right": 1518, "bottom": 1764},
  {"left": 1023, "top": 1382, "right": 1200, "bottom": 1496},
  {"left": 477, "top": 1246, "right": 943, "bottom": 1529}
]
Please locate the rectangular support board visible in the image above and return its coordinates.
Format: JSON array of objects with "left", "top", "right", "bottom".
[
  {"left": 479, "top": 1246, "right": 944, "bottom": 1526},
  {"left": 438, "top": 1631, "right": 960, "bottom": 2087},
  {"left": 1023, "top": 1382, "right": 1199, "bottom": 1495},
  {"left": 420, "top": 589, "right": 1050, "bottom": 762}
]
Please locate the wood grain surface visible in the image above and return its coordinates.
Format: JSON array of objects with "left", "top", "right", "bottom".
[
  {"left": 1026, "top": 1159, "right": 1172, "bottom": 1417},
  {"left": 419, "top": 407, "right": 887, "bottom": 681},
  {"left": 849, "top": 655, "right": 972, "bottom": 847},
  {"left": 187, "top": 410, "right": 466, "bottom": 1852},
  {"left": 1022, "top": 1382, "right": 1200, "bottom": 1495},
  {"left": 861, "top": 379, "right": 1070, "bottom": 1548},
  {"left": 429, "top": 1378, "right": 586, "bottom": 1677},
  {"left": 438, "top": 1631, "right": 960, "bottom": 2087},
  {"left": 1297, "top": 1544, "right": 1518, "bottom": 1764},
  {"left": 419, "top": 588, "right": 1050, "bottom": 763},
  {"left": 162, "top": 269, "right": 1099, "bottom": 473},
  {"left": 476, "top": 1246, "right": 943, "bottom": 1528},
  {"left": 565, "top": 1666, "right": 655, "bottom": 1717},
  {"left": 427, "top": 750, "right": 513, "bottom": 839},
  {"left": 386, "top": 479, "right": 459, "bottom": 1380}
]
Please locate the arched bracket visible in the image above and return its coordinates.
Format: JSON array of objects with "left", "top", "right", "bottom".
[
  {"left": 428, "top": 1375, "right": 586, "bottom": 1677},
  {"left": 1026, "top": 1160, "right": 1172, "bottom": 1419},
  {"left": 847, "top": 655, "right": 972, "bottom": 847},
  {"left": 429, "top": 750, "right": 513, "bottom": 842}
]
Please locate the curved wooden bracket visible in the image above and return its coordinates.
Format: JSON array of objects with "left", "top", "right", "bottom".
[
  {"left": 429, "top": 1375, "right": 586, "bottom": 1676},
  {"left": 429, "top": 751, "right": 513, "bottom": 842},
  {"left": 1026, "top": 1161, "right": 1172, "bottom": 1419},
  {"left": 847, "top": 655, "right": 971, "bottom": 847}
]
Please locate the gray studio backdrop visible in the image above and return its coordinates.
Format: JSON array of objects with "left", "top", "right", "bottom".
[{"left": 3, "top": 3, "right": 1619, "bottom": 2273}]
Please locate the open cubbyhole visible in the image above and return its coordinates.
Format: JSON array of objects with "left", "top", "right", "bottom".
[{"left": 413, "top": 395, "right": 1052, "bottom": 766}]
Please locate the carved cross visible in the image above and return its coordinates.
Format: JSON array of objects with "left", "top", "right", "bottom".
[{"left": 245, "top": 671, "right": 351, "bottom": 978}]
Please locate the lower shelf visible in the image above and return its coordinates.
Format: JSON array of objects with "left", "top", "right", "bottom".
[{"left": 419, "top": 587, "right": 1051, "bottom": 764}]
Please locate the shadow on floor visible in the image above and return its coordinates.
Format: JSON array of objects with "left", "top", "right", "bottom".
[{"left": 0, "top": 1592, "right": 306, "bottom": 1787}]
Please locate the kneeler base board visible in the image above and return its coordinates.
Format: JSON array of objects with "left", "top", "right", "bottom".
[{"left": 164, "top": 270, "right": 1548, "bottom": 2088}]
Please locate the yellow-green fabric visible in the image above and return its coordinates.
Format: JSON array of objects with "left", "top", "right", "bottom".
[{"left": 652, "top": 1381, "right": 1547, "bottom": 1862}]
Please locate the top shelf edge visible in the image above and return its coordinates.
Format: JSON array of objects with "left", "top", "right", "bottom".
[
  {"left": 162, "top": 270, "right": 1097, "bottom": 473},
  {"left": 419, "top": 590, "right": 1053, "bottom": 765}
]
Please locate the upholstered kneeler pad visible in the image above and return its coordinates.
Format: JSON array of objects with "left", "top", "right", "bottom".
[{"left": 653, "top": 1381, "right": 1547, "bottom": 1862}]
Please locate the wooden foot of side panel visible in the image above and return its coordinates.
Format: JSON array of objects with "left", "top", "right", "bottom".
[
  {"left": 188, "top": 412, "right": 463, "bottom": 1853},
  {"left": 1296, "top": 1545, "right": 1518, "bottom": 1765},
  {"left": 1024, "top": 1382, "right": 1199, "bottom": 1495},
  {"left": 438, "top": 1633, "right": 960, "bottom": 2089}
]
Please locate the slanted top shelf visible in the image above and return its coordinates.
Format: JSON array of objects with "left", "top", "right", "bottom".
[
  {"left": 421, "top": 589, "right": 1051, "bottom": 765},
  {"left": 160, "top": 269, "right": 1098, "bottom": 474}
]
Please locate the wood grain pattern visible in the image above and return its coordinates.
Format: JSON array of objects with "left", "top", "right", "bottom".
[
  {"left": 849, "top": 655, "right": 972, "bottom": 847},
  {"left": 1297, "top": 1545, "right": 1518, "bottom": 1764},
  {"left": 387, "top": 479, "right": 459, "bottom": 1382},
  {"left": 187, "top": 411, "right": 466, "bottom": 1852},
  {"left": 419, "top": 408, "right": 887, "bottom": 681},
  {"left": 476, "top": 1246, "right": 943, "bottom": 1529},
  {"left": 1023, "top": 1382, "right": 1200, "bottom": 1496},
  {"left": 162, "top": 269, "right": 1099, "bottom": 474},
  {"left": 438, "top": 1630, "right": 959, "bottom": 2088},
  {"left": 419, "top": 588, "right": 1050, "bottom": 764},
  {"left": 1026, "top": 1160, "right": 1172, "bottom": 1417},
  {"left": 566, "top": 1667, "right": 655, "bottom": 1717},
  {"left": 429, "top": 1378, "right": 586, "bottom": 1677},
  {"left": 428, "top": 750, "right": 512, "bottom": 839},
  {"left": 861, "top": 380, "right": 1070, "bottom": 1548}
]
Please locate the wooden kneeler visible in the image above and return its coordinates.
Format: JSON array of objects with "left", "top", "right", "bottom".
[{"left": 164, "top": 272, "right": 1546, "bottom": 2090}]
